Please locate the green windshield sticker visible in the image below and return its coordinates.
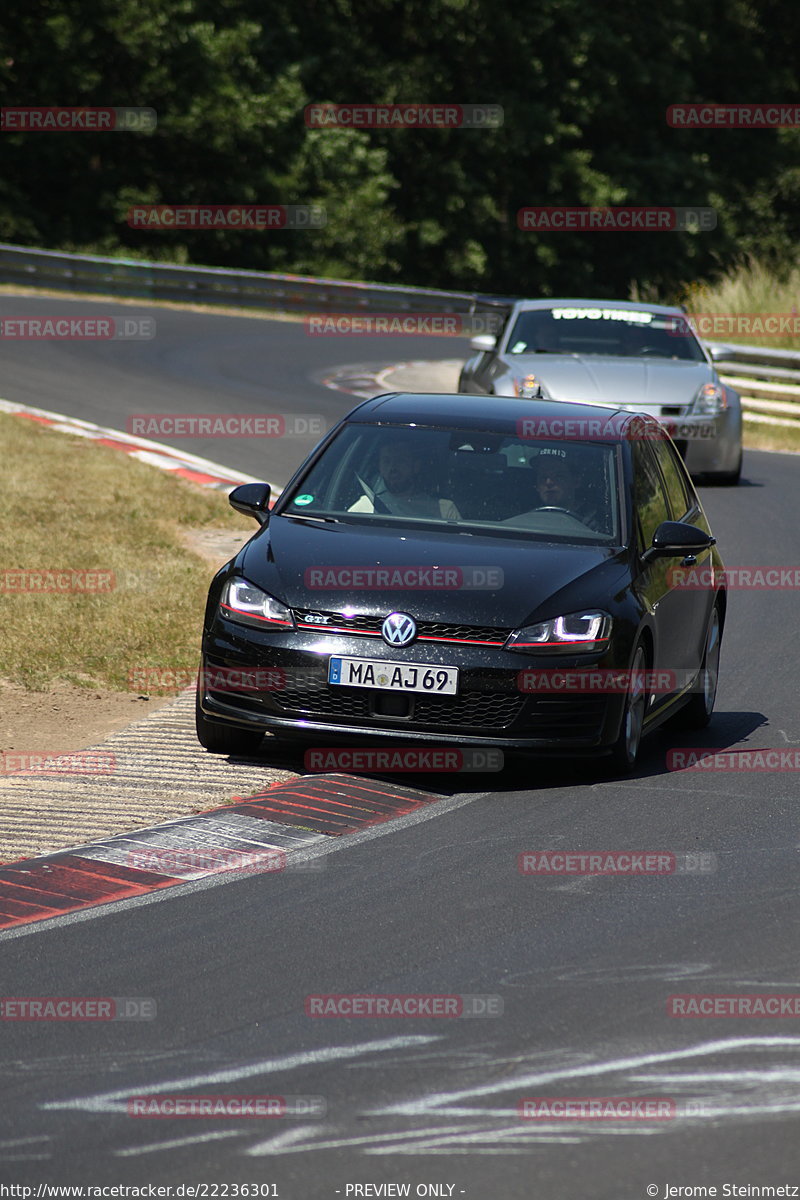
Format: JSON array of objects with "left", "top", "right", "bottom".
[{"left": 293, "top": 494, "right": 314, "bottom": 506}]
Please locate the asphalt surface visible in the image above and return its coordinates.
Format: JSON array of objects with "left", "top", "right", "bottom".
[{"left": 1, "top": 294, "right": 799, "bottom": 1196}]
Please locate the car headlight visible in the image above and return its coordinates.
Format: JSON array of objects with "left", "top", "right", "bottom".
[
  {"left": 219, "top": 579, "right": 294, "bottom": 629},
  {"left": 505, "top": 610, "right": 611, "bottom": 654},
  {"left": 511, "top": 374, "right": 550, "bottom": 399},
  {"left": 693, "top": 382, "right": 727, "bottom": 415}
]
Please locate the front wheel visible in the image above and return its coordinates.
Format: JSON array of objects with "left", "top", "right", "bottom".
[
  {"left": 607, "top": 643, "right": 648, "bottom": 774},
  {"left": 670, "top": 605, "right": 722, "bottom": 731},
  {"left": 195, "top": 690, "right": 265, "bottom": 755}
]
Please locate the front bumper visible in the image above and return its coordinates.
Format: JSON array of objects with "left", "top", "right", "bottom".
[{"left": 198, "top": 621, "right": 630, "bottom": 752}]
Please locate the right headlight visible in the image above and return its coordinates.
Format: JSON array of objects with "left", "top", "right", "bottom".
[
  {"left": 219, "top": 579, "right": 294, "bottom": 629},
  {"left": 693, "top": 381, "right": 727, "bottom": 416}
]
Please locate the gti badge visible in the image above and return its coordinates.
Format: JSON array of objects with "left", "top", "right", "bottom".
[{"left": 381, "top": 612, "right": 417, "bottom": 647}]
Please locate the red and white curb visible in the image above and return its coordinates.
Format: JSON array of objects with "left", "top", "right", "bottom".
[
  {"left": 0, "top": 775, "right": 440, "bottom": 931},
  {"left": 0, "top": 397, "right": 276, "bottom": 493}
]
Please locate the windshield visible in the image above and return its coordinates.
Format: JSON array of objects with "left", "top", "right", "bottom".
[
  {"left": 505, "top": 306, "right": 706, "bottom": 362},
  {"left": 280, "top": 424, "right": 622, "bottom": 543}
]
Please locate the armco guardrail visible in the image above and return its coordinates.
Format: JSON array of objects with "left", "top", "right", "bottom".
[
  {"left": 0, "top": 241, "right": 510, "bottom": 316},
  {"left": 0, "top": 240, "right": 798, "bottom": 428},
  {"left": 707, "top": 341, "right": 800, "bottom": 429}
]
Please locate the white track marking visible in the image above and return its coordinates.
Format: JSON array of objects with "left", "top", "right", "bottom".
[
  {"left": 115, "top": 1130, "right": 244, "bottom": 1156},
  {"left": 42, "top": 1037, "right": 439, "bottom": 1113},
  {"left": 368, "top": 1036, "right": 800, "bottom": 1115}
]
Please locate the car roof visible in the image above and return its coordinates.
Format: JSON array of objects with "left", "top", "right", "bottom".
[
  {"left": 509, "top": 297, "right": 684, "bottom": 316},
  {"left": 346, "top": 391, "right": 651, "bottom": 439}
]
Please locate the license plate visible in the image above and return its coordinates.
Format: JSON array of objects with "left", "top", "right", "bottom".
[{"left": 328, "top": 655, "right": 458, "bottom": 695}]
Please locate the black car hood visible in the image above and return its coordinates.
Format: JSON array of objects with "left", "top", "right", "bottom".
[{"left": 238, "top": 516, "right": 625, "bottom": 628}]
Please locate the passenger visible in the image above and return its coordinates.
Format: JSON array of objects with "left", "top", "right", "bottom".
[{"left": 349, "top": 440, "right": 461, "bottom": 520}]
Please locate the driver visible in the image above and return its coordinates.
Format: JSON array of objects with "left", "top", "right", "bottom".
[
  {"left": 534, "top": 450, "right": 580, "bottom": 508},
  {"left": 517, "top": 448, "right": 602, "bottom": 530},
  {"left": 349, "top": 439, "right": 461, "bottom": 520}
]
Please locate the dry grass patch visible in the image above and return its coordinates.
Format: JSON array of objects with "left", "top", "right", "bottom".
[{"left": 0, "top": 412, "right": 249, "bottom": 691}]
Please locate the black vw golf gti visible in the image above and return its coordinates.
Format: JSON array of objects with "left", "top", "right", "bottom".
[{"left": 196, "top": 394, "right": 726, "bottom": 771}]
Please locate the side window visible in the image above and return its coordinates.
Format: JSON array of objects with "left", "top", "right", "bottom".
[
  {"left": 652, "top": 440, "right": 692, "bottom": 519},
  {"left": 633, "top": 442, "right": 670, "bottom": 548}
]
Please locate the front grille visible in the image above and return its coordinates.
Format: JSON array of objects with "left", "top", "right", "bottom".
[
  {"left": 525, "top": 697, "right": 607, "bottom": 738},
  {"left": 293, "top": 608, "right": 512, "bottom": 646},
  {"left": 272, "top": 687, "right": 522, "bottom": 728},
  {"left": 274, "top": 687, "right": 370, "bottom": 718},
  {"left": 414, "top": 693, "right": 525, "bottom": 727}
]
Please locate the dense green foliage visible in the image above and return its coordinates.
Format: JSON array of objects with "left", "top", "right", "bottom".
[{"left": 1, "top": 0, "right": 798, "bottom": 298}]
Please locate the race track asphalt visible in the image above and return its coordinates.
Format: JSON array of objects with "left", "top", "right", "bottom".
[{"left": 1, "top": 294, "right": 798, "bottom": 1196}]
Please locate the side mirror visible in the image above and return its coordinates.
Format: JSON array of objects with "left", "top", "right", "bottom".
[
  {"left": 642, "top": 521, "right": 716, "bottom": 563},
  {"left": 707, "top": 343, "right": 733, "bottom": 362},
  {"left": 229, "top": 482, "right": 271, "bottom": 525},
  {"left": 470, "top": 334, "right": 497, "bottom": 353}
]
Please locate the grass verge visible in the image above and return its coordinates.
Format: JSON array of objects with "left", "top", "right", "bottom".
[
  {"left": 0, "top": 411, "right": 246, "bottom": 691},
  {"left": 680, "top": 258, "right": 800, "bottom": 352}
]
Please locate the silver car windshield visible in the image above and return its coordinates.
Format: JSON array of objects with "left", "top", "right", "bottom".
[
  {"left": 506, "top": 306, "right": 706, "bottom": 362},
  {"left": 280, "top": 424, "right": 621, "bottom": 544}
]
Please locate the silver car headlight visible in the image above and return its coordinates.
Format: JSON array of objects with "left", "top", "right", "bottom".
[
  {"left": 505, "top": 610, "right": 612, "bottom": 654},
  {"left": 220, "top": 579, "right": 294, "bottom": 629},
  {"left": 511, "top": 373, "right": 551, "bottom": 399},
  {"left": 693, "top": 381, "right": 727, "bottom": 416}
]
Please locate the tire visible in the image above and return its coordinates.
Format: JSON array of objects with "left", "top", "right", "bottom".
[
  {"left": 669, "top": 605, "right": 722, "bottom": 731},
  {"left": 607, "top": 643, "right": 648, "bottom": 774},
  {"left": 195, "top": 690, "right": 265, "bottom": 755},
  {"left": 709, "top": 449, "right": 742, "bottom": 486}
]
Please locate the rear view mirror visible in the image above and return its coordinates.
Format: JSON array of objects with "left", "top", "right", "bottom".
[
  {"left": 229, "top": 482, "right": 271, "bottom": 525},
  {"left": 470, "top": 334, "right": 497, "bottom": 353},
  {"left": 642, "top": 521, "right": 715, "bottom": 562}
]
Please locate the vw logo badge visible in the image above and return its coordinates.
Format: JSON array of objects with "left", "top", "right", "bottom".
[{"left": 382, "top": 612, "right": 417, "bottom": 647}]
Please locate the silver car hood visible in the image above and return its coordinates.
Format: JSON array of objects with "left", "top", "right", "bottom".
[{"left": 503, "top": 354, "right": 711, "bottom": 411}]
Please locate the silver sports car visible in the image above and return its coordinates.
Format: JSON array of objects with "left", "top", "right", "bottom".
[{"left": 458, "top": 299, "right": 742, "bottom": 484}]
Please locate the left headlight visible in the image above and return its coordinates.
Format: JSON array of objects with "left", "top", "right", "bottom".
[
  {"left": 511, "top": 373, "right": 551, "bottom": 399},
  {"left": 505, "top": 610, "right": 612, "bottom": 654},
  {"left": 693, "top": 381, "right": 727, "bottom": 415},
  {"left": 219, "top": 578, "right": 294, "bottom": 629}
]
